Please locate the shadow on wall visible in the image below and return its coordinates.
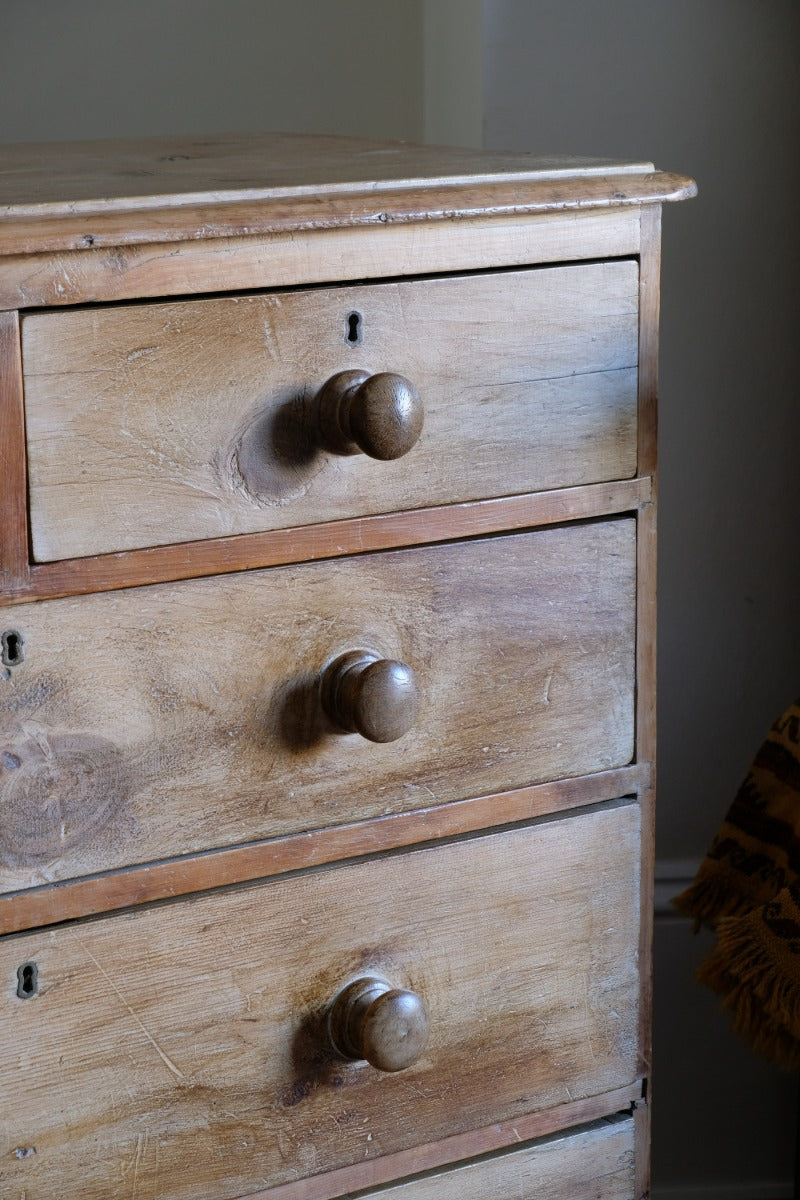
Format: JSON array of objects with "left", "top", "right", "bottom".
[{"left": 653, "top": 915, "right": 796, "bottom": 1199}]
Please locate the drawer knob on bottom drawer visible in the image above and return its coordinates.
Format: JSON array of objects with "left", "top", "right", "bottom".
[
  {"left": 328, "top": 976, "right": 430, "bottom": 1072},
  {"left": 320, "top": 650, "right": 420, "bottom": 743},
  {"left": 316, "top": 369, "right": 424, "bottom": 460}
]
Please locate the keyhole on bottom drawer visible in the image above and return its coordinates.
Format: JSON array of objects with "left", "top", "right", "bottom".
[
  {"left": 1, "top": 630, "right": 23, "bottom": 667},
  {"left": 17, "top": 961, "right": 38, "bottom": 999}
]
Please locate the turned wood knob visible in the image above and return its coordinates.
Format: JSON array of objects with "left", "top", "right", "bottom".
[
  {"left": 319, "top": 650, "right": 420, "bottom": 743},
  {"left": 315, "top": 370, "right": 424, "bottom": 460},
  {"left": 328, "top": 976, "right": 429, "bottom": 1072}
]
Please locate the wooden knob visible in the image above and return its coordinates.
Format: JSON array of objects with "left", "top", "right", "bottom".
[
  {"left": 320, "top": 650, "right": 419, "bottom": 743},
  {"left": 328, "top": 976, "right": 429, "bottom": 1072},
  {"left": 315, "top": 370, "right": 423, "bottom": 460}
]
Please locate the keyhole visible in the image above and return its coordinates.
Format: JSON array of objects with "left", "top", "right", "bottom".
[
  {"left": 345, "top": 311, "right": 363, "bottom": 346},
  {"left": 17, "top": 961, "right": 38, "bottom": 999},
  {"left": 1, "top": 631, "right": 23, "bottom": 667}
]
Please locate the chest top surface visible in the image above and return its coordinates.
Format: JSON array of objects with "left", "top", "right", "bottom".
[{"left": 0, "top": 130, "right": 695, "bottom": 256}]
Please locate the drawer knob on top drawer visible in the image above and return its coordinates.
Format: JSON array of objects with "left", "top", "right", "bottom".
[
  {"left": 315, "top": 369, "right": 424, "bottom": 460},
  {"left": 320, "top": 650, "right": 420, "bottom": 743},
  {"left": 328, "top": 976, "right": 430, "bottom": 1072}
]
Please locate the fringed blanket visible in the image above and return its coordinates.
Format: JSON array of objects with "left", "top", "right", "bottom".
[{"left": 675, "top": 698, "right": 800, "bottom": 1068}]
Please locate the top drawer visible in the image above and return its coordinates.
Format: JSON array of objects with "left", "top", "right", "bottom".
[{"left": 22, "top": 262, "right": 639, "bottom": 561}]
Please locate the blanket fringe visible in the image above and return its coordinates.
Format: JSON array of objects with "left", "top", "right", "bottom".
[
  {"left": 677, "top": 699, "right": 800, "bottom": 1067},
  {"left": 673, "top": 871, "right": 766, "bottom": 931},
  {"left": 697, "top": 912, "right": 800, "bottom": 1070}
]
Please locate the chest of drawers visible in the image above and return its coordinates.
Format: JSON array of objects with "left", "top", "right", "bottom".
[{"left": 0, "top": 133, "right": 694, "bottom": 1199}]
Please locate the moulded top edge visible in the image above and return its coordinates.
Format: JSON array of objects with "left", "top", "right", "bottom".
[{"left": 0, "top": 130, "right": 670, "bottom": 218}]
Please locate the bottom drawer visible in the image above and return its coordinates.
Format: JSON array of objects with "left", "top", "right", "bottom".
[
  {"left": 358, "top": 1115, "right": 636, "bottom": 1199},
  {"left": 1, "top": 802, "right": 641, "bottom": 1200}
]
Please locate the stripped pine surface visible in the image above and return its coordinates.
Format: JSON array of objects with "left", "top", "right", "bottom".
[
  {"left": 0, "top": 763, "right": 649, "bottom": 936},
  {"left": 0, "top": 311, "right": 28, "bottom": 589},
  {"left": 23, "top": 262, "right": 639, "bottom": 561},
  {"left": 0, "top": 478, "right": 651, "bottom": 608},
  {"left": 338, "top": 1116, "right": 636, "bottom": 1200},
  {"left": 0, "top": 131, "right": 694, "bottom": 256},
  {"left": 0, "top": 803, "right": 640, "bottom": 1200},
  {"left": 0, "top": 209, "right": 645, "bottom": 311},
  {"left": 0, "top": 521, "right": 635, "bottom": 893}
]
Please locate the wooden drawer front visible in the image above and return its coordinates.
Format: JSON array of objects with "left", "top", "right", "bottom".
[
  {"left": 0, "top": 804, "right": 640, "bottom": 1200},
  {"left": 0, "top": 520, "right": 635, "bottom": 892},
  {"left": 22, "top": 262, "right": 639, "bottom": 561},
  {"left": 357, "top": 1116, "right": 635, "bottom": 1199}
]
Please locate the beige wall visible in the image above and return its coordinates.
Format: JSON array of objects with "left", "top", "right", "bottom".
[
  {"left": 0, "top": 0, "right": 424, "bottom": 142},
  {"left": 423, "top": 0, "right": 483, "bottom": 146}
]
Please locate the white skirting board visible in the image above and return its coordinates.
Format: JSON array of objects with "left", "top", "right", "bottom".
[
  {"left": 652, "top": 1186, "right": 791, "bottom": 1200},
  {"left": 653, "top": 857, "right": 701, "bottom": 916}
]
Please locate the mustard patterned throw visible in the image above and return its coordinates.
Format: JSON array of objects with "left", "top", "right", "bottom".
[{"left": 674, "top": 699, "right": 800, "bottom": 1068}]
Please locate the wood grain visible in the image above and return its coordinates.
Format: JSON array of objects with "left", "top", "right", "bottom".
[
  {"left": 0, "top": 173, "right": 693, "bottom": 256},
  {"left": 0, "top": 477, "right": 652, "bottom": 608},
  {"left": 0, "top": 311, "right": 28, "bottom": 589},
  {"left": 637, "top": 204, "right": 661, "bottom": 482},
  {"left": 634, "top": 1098, "right": 651, "bottom": 1200},
  {"left": 23, "top": 263, "right": 639, "bottom": 561},
  {"left": 243, "top": 1087, "right": 642, "bottom": 1200},
  {"left": 0, "top": 131, "right": 693, "bottom": 255},
  {"left": 341, "top": 1115, "right": 635, "bottom": 1200},
  {"left": 636, "top": 502, "right": 658, "bottom": 1086},
  {"left": 0, "top": 803, "right": 641, "bottom": 1200},
  {"left": 0, "top": 133, "right": 652, "bottom": 213},
  {"left": 635, "top": 207, "right": 660, "bottom": 766},
  {"left": 0, "top": 209, "right": 645, "bottom": 312},
  {"left": 0, "top": 763, "right": 649, "bottom": 936},
  {"left": 0, "top": 170, "right": 696, "bottom": 255},
  {"left": 635, "top": 206, "right": 661, "bottom": 1091},
  {"left": 0, "top": 521, "right": 636, "bottom": 894}
]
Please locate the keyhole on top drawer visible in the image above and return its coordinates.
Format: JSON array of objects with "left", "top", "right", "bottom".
[
  {"left": 345, "top": 311, "right": 363, "bottom": 346},
  {"left": 1, "top": 630, "right": 23, "bottom": 667},
  {"left": 17, "top": 961, "right": 38, "bottom": 999}
]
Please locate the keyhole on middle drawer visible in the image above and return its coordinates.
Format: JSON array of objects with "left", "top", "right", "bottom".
[{"left": 345, "top": 311, "right": 363, "bottom": 346}]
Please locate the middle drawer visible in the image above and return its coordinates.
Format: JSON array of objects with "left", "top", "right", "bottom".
[{"left": 0, "top": 520, "right": 635, "bottom": 892}]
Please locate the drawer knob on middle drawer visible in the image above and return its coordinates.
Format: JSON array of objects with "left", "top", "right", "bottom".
[
  {"left": 328, "top": 976, "right": 430, "bottom": 1072},
  {"left": 315, "top": 369, "right": 424, "bottom": 460},
  {"left": 320, "top": 650, "right": 420, "bottom": 742}
]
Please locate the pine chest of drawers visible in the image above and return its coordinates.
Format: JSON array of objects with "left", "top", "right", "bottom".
[{"left": 0, "top": 134, "right": 694, "bottom": 1200}]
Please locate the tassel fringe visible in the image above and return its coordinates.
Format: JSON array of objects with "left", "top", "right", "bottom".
[
  {"left": 678, "top": 698, "right": 800, "bottom": 1068},
  {"left": 696, "top": 911, "right": 800, "bottom": 1070},
  {"left": 673, "top": 871, "right": 766, "bottom": 931}
]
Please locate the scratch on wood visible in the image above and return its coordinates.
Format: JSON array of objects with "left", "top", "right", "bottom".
[
  {"left": 68, "top": 932, "right": 185, "bottom": 1080},
  {"left": 128, "top": 1129, "right": 147, "bottom": 1199},
  {"left": 582, "top": 972, "right": 599, "bottom": 1064}
]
